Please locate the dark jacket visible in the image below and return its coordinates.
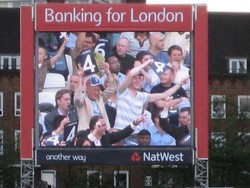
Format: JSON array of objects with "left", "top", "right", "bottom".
[
  {"left": 159, "top": 116, "right": 190, "bottom": 146},
  {"left": 44, "top": 108, "right": 78, "bottom": 135},
  {"left": 76, "top": 125, "right": 134, "bottom": 147}
]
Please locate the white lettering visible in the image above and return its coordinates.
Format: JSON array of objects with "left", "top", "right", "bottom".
[
  {"left": 72, "top": 155, "right": 87, "bottom": 162},
  {"left": 131, "top": 8, "right": 184, "bottom": 23},
  {"left": 44, "top": 7, "right": 102, "bottom": 26},
  {"left": 45, "top": 153, "right": 87, "bottom": 162},
  {"left": 45, "top": 153, "right": 71, "bottom": 160},
  {"left": 106, "top": 7, "right": 126, "bottom": 22},
  {"left": 143, "top": 152, "right": 184, "bottom": 162}
]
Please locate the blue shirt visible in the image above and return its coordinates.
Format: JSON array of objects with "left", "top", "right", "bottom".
[
  {"left": 150, "top": 51, "right": 169, "bottom": 64},
  {"left": 147, "top": 125, "right": 176, "bottom": 146}
]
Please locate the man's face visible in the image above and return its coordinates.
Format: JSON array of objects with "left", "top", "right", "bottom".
[
  {"left": 160, "top": 69, "right": 174, "bottom": 85},
  {"left": 130, "top": 74, "right": 144, "bottom": 91},
  {"left": 82, "top": 36, "right": 95, "bottom": 51},
  {"left": 95, "top": 119, "right": 107, "bottom": 136},
  {"left": 169, "top": 49, "right": 182, "bottom": 64},
  {"left": 86, "top": 86, "right": 101, "bottom": 101},
  {"left": 116, "top": 39, "right": 129, "bottom": 57},
  {"left": 107, "top": 56, "right": 120, "bottom": 74},
  {"left": 179, "top": 111, "right": 190, "bottom": 127},
  {"left": 138, "top": 135, "right": 151, "bottom": 146},
  {"left": 69, "top": 75, "right": 79, "bottom": 92},
  {"left": 57, "top": 93, "right": 71, "bottom": 112},
  {"left": 151, "top": 33, "right": 165, "bottom": 51}
]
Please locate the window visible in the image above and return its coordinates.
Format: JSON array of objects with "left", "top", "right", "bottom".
[
  {"left": 41, "top": 170, "right": 56, "bottom": 188},
  {"left": 87, "top": 170, "right": 102, "bottom": 187},
  {"left": 15, "top": 130, "right": 20, "bottom": 150},
  {"left": 238, "top": 95, "right": 250, "bottom": 119},
  {"left": 114, "top": 170, "right": 129, "bottom": 188},
  {"left": 0, "top": 55, "right": 20, "bottom": 70},
  {"left": 211, "top": 95, "right": 226, "bottom": 119},
  {"left": 14, "top": 92, "right": 20, "bottom": 116},
  {"left": 0, "top": 92, "right": 3, "bottom": 116},
  {"left": 211, "top": 132, "right": 226, "bottom": 149},
  {"left": 0, "top": 130, "right": 3, "bottom": 155},
  {"left": 228, "top": 58, "right": 247, "bottom": 73},
  {"left": 238, "top": 132, "right": 250, "bottom": 148}
]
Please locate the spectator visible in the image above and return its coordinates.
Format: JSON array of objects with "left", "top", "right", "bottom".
[
  {"left": 113, "top": 59, "right": 187, "bottom": 144},
  {"left": 75, "top": 114, "right": 145, "bottom": 147},
  {"left": 44, "top": 89, "right": 78, "bottom": 136},
  {"left": 160, "top": 99, "right": 191, "bottom": 146},
  {"left": 66, "top": 73, "right": 80, "bottom": 105},
  {"left": 137, "top": 129, "right": 151, "bottom": 146},
  {"left": 71, "top": 32, "right": 104, "bottom": 75},
  {"left": 135, "top": 50, "right": 159, "bottom": 93},
  {"left": 111, "top": 38, "right": 136, "bottom": 75},
  {"left": 100, "top": 54, "right": 126, "bottom": 86},
  {"left": 147, "top": 108, "right": 176, "bottom": 146},
  {"left": 149, "top": 32, "right": 169, "bottom": 64},
  {"left": 167, "top": 45, "right": 191, "bottom": 99},
  {"left": 74, "top": 62, "right": 118, "bottom": 131},
  {"left": 163, "top": 32, "right": 191, "bottom": 67},
  {"left": 150, "top": 66, "right": 188, "bottom": 113},
  {"left": 120, "top": 31, "right": 150, "bottom": 57},
  {"left": 38, "top": 35, "right": 69, "bottom": 92}
]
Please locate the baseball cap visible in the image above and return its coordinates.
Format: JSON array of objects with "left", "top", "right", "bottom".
[{"left": 85, "top": 74, "right": 104, "bottom": 91}]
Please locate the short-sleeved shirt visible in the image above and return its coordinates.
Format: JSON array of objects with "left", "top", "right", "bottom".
[{"left": 114, "top": 88, "right": 150, "bottom": 130}]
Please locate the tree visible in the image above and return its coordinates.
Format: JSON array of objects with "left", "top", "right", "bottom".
[{"left": 209, "top": 100, "right": 250, "bottom": 187}]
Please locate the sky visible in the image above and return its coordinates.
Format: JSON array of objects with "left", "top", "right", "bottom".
[{"left": 146, "top": 0, "right": 250, "bottom": 12}]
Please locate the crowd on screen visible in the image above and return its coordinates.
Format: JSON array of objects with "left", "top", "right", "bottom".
[{"left": 37, "top": 31, "right": 191, "bottom": 147}]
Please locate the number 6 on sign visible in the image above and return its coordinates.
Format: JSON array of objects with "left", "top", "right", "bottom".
[{"left": 78, "top": 49, "right": 99, "bottom": 76}]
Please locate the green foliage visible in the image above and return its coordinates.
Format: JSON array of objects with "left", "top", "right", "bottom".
[
  {"left": 209, "top": 100, "right": 250, "bottom": 187},
  {"left": 0, "top": 131, "right": 20, "bottom": 187}
]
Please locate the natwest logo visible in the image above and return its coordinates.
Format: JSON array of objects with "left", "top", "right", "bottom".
[
  {"left": 143, "top": 152, "right": 184, "bottom": 162},
  {"left": 131, "top": 152, "right": 141, "bottom": 162}
]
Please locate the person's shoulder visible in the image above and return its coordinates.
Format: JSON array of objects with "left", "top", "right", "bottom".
[
  {"left": 125, "top": 53, "right": 136, "bottom": 60},
  {"left": 45, "top": 108, "right": 57, "bottom": 117},
  {"left": 150, "top": 84, "right": 162, "bottom": 93}
]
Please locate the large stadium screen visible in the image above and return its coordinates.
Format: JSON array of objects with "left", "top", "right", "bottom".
[{"left": 23, "top": 3, "right": 207, "bottom": 165}]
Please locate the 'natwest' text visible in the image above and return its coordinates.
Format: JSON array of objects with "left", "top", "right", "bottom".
[{"left": 143, "top": 152, "right": 184, "bottom": 162}]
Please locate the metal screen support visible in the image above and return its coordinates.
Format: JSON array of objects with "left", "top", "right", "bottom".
[
  {"left": 20, "top": 160, "right": 34, "bottom": 188},
  {"left": 194, "top": 159, "right": 209, "bottom": 187}
]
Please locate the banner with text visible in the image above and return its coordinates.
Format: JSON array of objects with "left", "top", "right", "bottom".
[
  {"left": 35, "top": 4, "right": 193, "bottom": 31},
  {"left": 36, "top": 148, "right": 193, "bottom": 165}
]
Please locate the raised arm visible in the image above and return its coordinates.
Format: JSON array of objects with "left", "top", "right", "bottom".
[
  {"left": 50, "top": 35, "right": 69, "bottom": 66},
  {"left": 149, "top": 76, "right": 189, "bottom": 103},
  {"left": 74, "top": 70, "right": 86, "bottom": 107},
  {"left": 118, "top": 59, "right": 153, "bottom": 93}
]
